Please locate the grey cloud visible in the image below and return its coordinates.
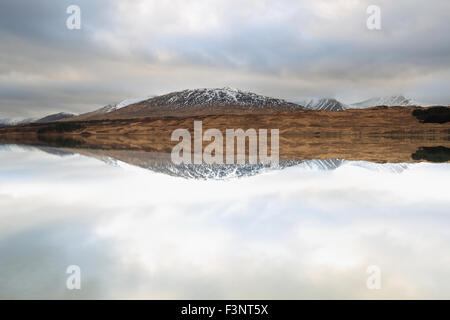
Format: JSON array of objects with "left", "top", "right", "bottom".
[{"left": 0, "top": 0, "right": 449, "bottom": 118}]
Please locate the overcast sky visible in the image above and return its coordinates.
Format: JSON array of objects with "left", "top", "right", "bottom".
[{"left": 1, "top": 0, "right": 449, "bottom": 118}]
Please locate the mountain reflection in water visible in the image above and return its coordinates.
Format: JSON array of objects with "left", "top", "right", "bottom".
[
  {"left": 0, "top": 143, "right": 449, "bottom": 299},
  {"left": 19, "top": 145, "right": 419, "bottom": 179}
]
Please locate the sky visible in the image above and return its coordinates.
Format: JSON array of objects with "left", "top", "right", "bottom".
[{"left": 1, "top": 0, "right": 450, "bottom": 118}]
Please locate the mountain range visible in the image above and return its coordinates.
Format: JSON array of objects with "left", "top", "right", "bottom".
[
  {"left": 349, "top": 95, "right": 422, "bottom": 109},
  {"left": 67, "top": 88, "right": 438, "bottom": 120},
  {"left": 299, "top": 95, "right": 425, "bottom": 111},
  {"left": 77, "top": 89, "right": 443, "bottom": 117},
  {"left": 0, "top": 88, "right": 444, "bottom": 125}
]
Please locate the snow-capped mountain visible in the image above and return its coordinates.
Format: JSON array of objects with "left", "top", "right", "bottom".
[
  {"left": 298, "top": 95, "right": 433, "bottom": 111},
  {"left": 94, "top": 87, "right": 301, "bottom": 115},
  {"left": 1, "top": 113, "right": 75, "bottom": 126},
  {"left": 349, "top": 95, "right": 421, "bottom": 109},
  {"left": 68, "top": 87, "right": 304, "bottom": 121},
  {"left": 0, "top": 119, "right": 17, "bottom": 127},
  {"left": 0, "top": 117, "right": 35, "bottom": 127},
  {"left": 300, "top": 98, "right": 348, "bottom": 111},
  {"left": 142, "top": 87, "right": 302, "bottom": 110},
  {"left": 35, "top": 112, "right": 75, "bottom": 123},
  {"left": 299, "top": 95, "right": 427, "bottom": 111},
  {"left": 94, "top": 95, "right": 154, "bottom": 114},
  {"left": 65, "top": 95, "right": 155, "bottom": 121}
]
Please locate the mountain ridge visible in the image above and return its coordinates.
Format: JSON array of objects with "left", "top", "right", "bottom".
[
  {"left": 300, "top": 98, "right": 348, "bottom": 111},
  {"left": 300, "top": 95, "right": 435, "bottom": 111},
  {"left": 36, "top": 112, "right": 75, "bottom": 123},
  {"left": 349, "top": 95, "right": 421, "bottom": 109},
  {"left": 67, "top": 87, "right": 304, "bottom": 121},
  {"left": 2, "top": 90, "right": 447, "bottom": 125}
]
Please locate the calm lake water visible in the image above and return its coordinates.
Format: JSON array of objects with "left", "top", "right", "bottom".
[{"left": 0, "top": 144, "right": 449, "bottom": 299}]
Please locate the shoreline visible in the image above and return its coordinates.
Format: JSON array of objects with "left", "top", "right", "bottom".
[{"left": 0, "top": 108, "right": 448, "bottom": 163}]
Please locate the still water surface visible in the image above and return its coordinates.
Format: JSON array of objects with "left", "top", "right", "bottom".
[{"left": 0, "top": 144, "right": 449, "bottom": 299}]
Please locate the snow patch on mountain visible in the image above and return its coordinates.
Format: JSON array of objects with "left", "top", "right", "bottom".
[
  {"left": 144, "top": 87, "right": 302, "bottom": 110},
  {"left": 97, "top": 95, "right": 154, "bottom": 113},
  {"left": 300, "top": 98, "right": 348, "bottom": 111},
  {"left": 296, "top": 95, "right": 443, "bottom": 111},
  {"left": 349, "top": 95, "right": 421, "bottom": 109},
  {"left": 115, "top": 96, "right": 154, "bottom": 109}
]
